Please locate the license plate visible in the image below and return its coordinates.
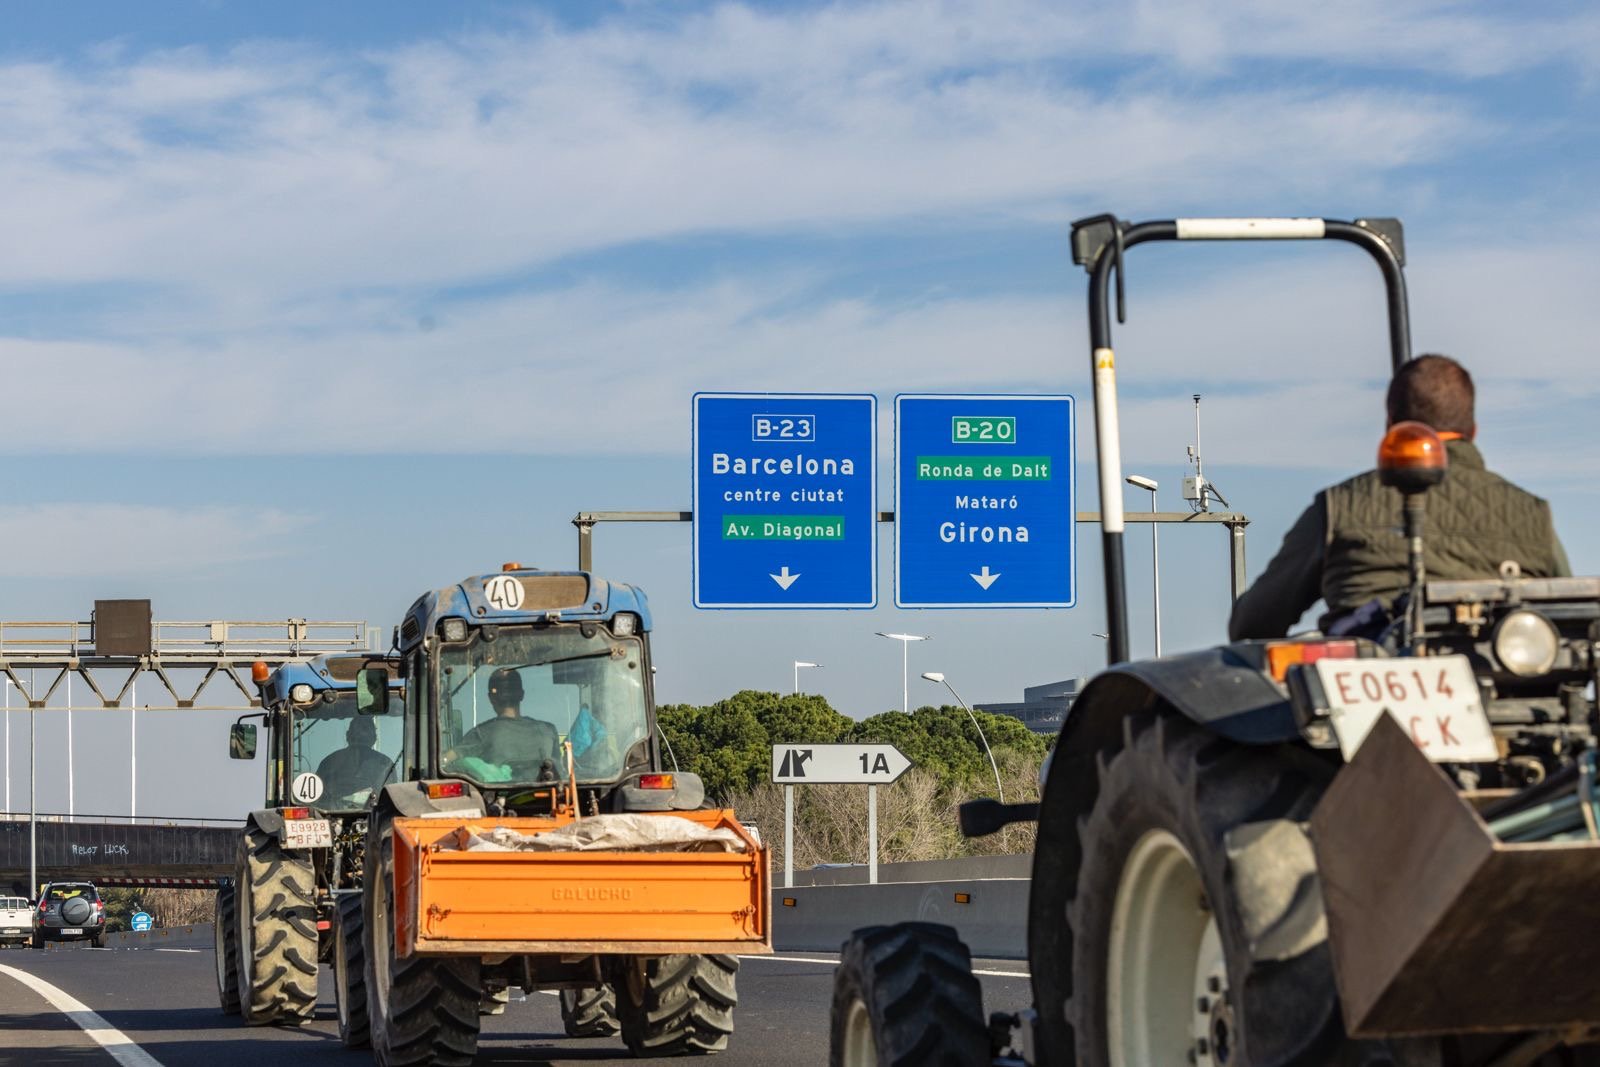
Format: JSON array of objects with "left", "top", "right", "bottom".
[
  {"left": 1314, "top": 654, "right": 1497, "bottom": 763},
  {"left": 59, "top": 927, "right": 82, "bottom": 935},
  {"left": 283, "top": 818, "right": 333, "bottom": 848}
]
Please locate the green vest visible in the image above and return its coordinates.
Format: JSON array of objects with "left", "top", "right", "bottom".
[{"left": 1320, "top": 439, "right": 1563, "bottom": 617}]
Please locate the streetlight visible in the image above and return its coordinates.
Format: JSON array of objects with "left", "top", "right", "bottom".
[
  {"left": 874, "top": 633, "right": 929, "bottom": 714},
  {"left": 1126, "top": 474, "right": 1162, "bottom": 657},
  {"left": 792, "top": 661, "right": 820, "bottom": 695},
  {"left": 922, "top": 672, "right": 1003, "bottom": 802}
]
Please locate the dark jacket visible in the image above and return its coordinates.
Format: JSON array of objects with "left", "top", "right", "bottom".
[{"left": 1228, "top": 439, "right": 1569, "bottom": 640}]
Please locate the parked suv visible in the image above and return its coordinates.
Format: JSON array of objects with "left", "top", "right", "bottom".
[
  {"left": 0, "top": 896, "right": 34, "bottom": 948},
  {"left": 34, "top": 883, "right": 105, "bottom": 948}
]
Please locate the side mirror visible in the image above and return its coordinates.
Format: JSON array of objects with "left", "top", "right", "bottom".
[
  {"left": 356, "top": 666, "right": 390, "bottom": 714},
  {"left": 228, "top": 723, "right": 258, "bottom": 760}
]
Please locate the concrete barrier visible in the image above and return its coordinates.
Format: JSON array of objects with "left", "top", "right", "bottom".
[
  {"left": 774, "top": 855, "right": 1033, "bottom": 959},
  {"left": 35, "top": 923, "right": 215, "bottom": 950}
]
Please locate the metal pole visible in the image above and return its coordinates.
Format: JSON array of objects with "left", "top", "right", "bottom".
[
  {"left": 66, "top": 673, "right": 73, "bottom": 820},
  {"left": 1150, "top": 487, "right": 1162, "bottom": 656},
  {"left": 900, "top": 642, "right": 908, "bottom": 715},
  {"left": 867, "top": 784, "right": 878, "bottom": 885},
  {"left": 29, "top": 669, "right": 37, "bottom": 899},
  {"left": 4, "top": 679, "right": 9, "bottom": 813},
  {"left": 784, "top": 784, "right": 794, "bottom": 890},
  {"left": 1228, "top": 520, "right": 1249, "bottom": 602},
  {"left": 938, "top": 678, "right": 1004, "bottom": 803},
  {"left": 793, "top": 662, "right": 798, "bottom": 695},
  {"left": 130, "top": 679, "right": 137, "bottom": 820}
]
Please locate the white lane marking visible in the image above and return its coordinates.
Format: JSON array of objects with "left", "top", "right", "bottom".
[
  {"left": 0, "top": 963, "right": 166, "bottom": 1067},
  {"left": 538, "top": 990, "right": 559, "bottom": 997},
  {"left": 736, "top": 954, "right": 1029, "bottom": 979},
  {"left": 154, "top": 948, "right": 201, "bottom": 954}
]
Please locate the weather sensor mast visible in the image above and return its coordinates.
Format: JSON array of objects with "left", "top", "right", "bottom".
[{"left": 1183, "top": 393, "right": 1228, "bottom": 513}]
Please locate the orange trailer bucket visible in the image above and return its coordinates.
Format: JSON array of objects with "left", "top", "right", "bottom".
[{"left": 390, "top": 809, "right": 771, "bottom": 958}]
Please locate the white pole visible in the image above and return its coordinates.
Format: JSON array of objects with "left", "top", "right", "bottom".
[
  {"left": 29, "top": 670, "right": 37, "bottom": 898},
  {"left": 900, "top": 642, "right": 908, "bottom": 715},
  {"left": 67, "top": 674, "right": 74, "bottom": 820},
  {"left": 783, "top": 784, "right": 794, "bottom": 890},
  {"left": 4, "top": 679, "right": 10, "bottom": 813},
  {"left": 1151, "top": 490, "right": 1162, "bottom": 657},
  {"left": 793, "top": 662, "right": 798, "bottom": 695},
  {"left": 868, "top": 784, "right": 878, "bottom": 885},
  {"left": 130, "top": 680, "right": 137, "bottom": 820}
]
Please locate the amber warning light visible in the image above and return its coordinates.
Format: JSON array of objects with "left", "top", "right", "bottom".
[
  {"left": 1378, "top": 421, "right": 1448, "bottom": 495},
  {"left": 250, "top": 660, "right": 270, "bottom": 684}
]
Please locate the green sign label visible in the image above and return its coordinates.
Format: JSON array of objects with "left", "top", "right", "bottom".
[
  {"left": 916, "top": 457, "right": 1050, "bottom": 480},
  {"left": 722, "top": 515, "right": 844, "bottom": 540},
  {"left": 951, "top": 416, "right": 1016, "bottom": 444}
]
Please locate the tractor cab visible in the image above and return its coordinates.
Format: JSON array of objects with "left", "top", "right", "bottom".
[
  {"left": 239, "top": 653, "right": 404, "bottom": 815},
  {"left": 381, "top": 563, "right": 681, "bottom": 815}
]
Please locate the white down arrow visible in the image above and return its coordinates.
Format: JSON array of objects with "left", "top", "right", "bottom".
[
  {"left": 970, "top": 566, "right": 1001, "bottom": 590},
  {"left": 770, "top": 566, "right": 801, "bottom": 590}
]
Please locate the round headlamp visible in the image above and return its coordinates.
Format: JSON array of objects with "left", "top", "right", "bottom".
[
  {"left": 289, "top": 683, "right": 315, "bottom": 705},
  {"left": 1491, "top": 609, "right": 1560, "bottom": 677}
]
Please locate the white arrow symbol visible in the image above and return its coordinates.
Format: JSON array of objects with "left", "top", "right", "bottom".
[
  {"left": 771, "top": 566, "right": 801, "bottom": 590},
  {"left": 970, "top": 566, "right": 1001, "bottom": 590}
]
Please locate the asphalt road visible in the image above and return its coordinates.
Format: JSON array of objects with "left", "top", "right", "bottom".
[{"left": 0, "top": 940, "right": 1032, "bottom": 1066}]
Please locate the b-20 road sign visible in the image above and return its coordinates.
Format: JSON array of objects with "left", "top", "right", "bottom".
[
  {"left": 771, "top": 743, "right": 913, "bottom": 785},
  {"left": 895, "top": 394, "right": 1075, "bottom": 608},
  {"left": 693, "top": 393, "right": 877, "bottom": 609}
]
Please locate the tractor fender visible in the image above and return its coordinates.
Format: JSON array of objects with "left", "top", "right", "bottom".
[
  {"left": 371, "top": 781, "right": 487, "bottom": 823},
  {"left": 244, "top": 808, "right": 285, "bottom": 843}
]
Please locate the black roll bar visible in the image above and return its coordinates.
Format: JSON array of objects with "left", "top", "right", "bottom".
[{"left": 1071, "top": 216, "right": 1412, "bottom": 666}]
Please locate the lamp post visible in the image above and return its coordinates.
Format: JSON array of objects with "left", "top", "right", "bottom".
[
  {"left": 874, "top": 633, "right": 929, "bottom": 713},
  {"left": 1126, "top": 475, "right": 1162, "bottom": 657},
  {"left": 792, "top": 661, "right": 820, "bottom": 695},
  {"left": 922, "top": 672, "right": 1003, "bottom": 802}
]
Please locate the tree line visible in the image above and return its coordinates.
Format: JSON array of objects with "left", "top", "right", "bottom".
[{"left": 657, "top": 690, "right": 1051, "bottom": 865}]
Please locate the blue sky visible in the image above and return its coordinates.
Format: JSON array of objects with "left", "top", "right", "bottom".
[{"left": 4, "top": 0, "right": 1600, "bottom": 819}]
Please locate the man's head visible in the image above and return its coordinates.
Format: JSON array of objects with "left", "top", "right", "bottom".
[
  {"left": 487, "top": 668, "right": 524, "bottom": 715},
  {"left": 346, "top": 716, "right": 378, "bottom": 749},
  {"left": 1387, "top": 354, "right": 1476, "bottom": 439}
]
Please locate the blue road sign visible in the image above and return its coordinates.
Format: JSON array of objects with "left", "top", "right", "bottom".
[
  {"left": 693, "top": 393, "right": 877, "bottom": 608},
  {"left": 895, "top": 394, "right": 1075, "bottom": 608},
  {"left": 131, "top": 911, "right": 153, "bottom": 931}
]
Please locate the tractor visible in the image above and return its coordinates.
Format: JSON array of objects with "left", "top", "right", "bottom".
[{"left": 830, "top": 216, "right": 1600, "bottom": 1065}]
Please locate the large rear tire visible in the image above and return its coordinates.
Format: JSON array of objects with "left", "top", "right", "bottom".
[
  {"left": 335, "top": 893, "right": 370, "bottom": 1047},
  {"left": 829, "top": 922, "right": 988, "bottom": 1067},
  {"left": 235, "top": 824, "right": 318, "bottom": 1026},
  {"left": 364, "top": 816, "right": 481, "bottom": 1067},
  {"left": 561, "top": 985, "right": 620, "bottom": 1037},
  {"left": 1054, "top": 707, "right": 1437, "bottom": 1067},
  {"left": 618, "top": 954, "right": 738, "bottom": 1056}
]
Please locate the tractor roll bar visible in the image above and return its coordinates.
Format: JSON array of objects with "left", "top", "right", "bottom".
[{"left": 1071, "top": 215, "right": 1411, "bottom": 666}]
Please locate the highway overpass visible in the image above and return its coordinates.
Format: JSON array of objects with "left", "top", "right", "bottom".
[{"left": 0, "top": 813, "right": 237, "bottom": 895}]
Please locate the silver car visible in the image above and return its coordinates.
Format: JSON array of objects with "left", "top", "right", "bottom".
[{"left": 35, "top": 882, "right": 105, "bottom": 947}]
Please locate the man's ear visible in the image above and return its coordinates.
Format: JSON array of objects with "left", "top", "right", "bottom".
[{"left": 1467, "top": 423, "right": 1478, "bottom": 442}]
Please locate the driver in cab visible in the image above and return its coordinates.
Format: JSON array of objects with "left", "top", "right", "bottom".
[
  {"left": 315, "top": 716, "right": 393, "bottom": 802},
  {"left": 443, "top": 668, "right": 559, "bottom": 781}
]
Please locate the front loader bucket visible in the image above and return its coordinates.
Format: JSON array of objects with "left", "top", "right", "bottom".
[{"left": 1310, "top": 714, "right": 1600, "bottom": 1037}]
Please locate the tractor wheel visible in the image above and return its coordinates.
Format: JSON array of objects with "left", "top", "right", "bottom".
[
  {"left": 1050, "top": 707, "right": 1440, "bottom": 1067},
  {"left": 618, "top": 954, "right": 738, "bottom": 1056},
  {"left": 560, "top": 985, "right": 620, "bottom": 1037},
  {"left": 216, "top": 883, "right": 241, "bottom": 1013},
  {"left": 235, "top": 824, "right": 318, "bottom": 1026},
  {"left": 335, "top": 893, "right": 370, "bottom": 1047},
  {"left": 364, "top": 817, "right": 481, "bottom": 1067},
  {"left": 829, "top": 922, "right": 988, "bottom": 1067}
]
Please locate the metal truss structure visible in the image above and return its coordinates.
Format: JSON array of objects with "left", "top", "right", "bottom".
[{"left": 0, "top": 619, "right": 375, "bottom": 711}]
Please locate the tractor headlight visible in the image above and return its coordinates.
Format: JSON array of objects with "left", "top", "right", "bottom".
[
  {"left": 1492, "top": 610, "right": 1560, "bottom": 677},
  {"left": 289, "top": 683, "right": 315, "bottom": 705},
  {"left": 439, "top": 618, "right": 469, "bottom": 643},
  {"left": 612, "top": 612, "right": 638, "bottom": 637}
]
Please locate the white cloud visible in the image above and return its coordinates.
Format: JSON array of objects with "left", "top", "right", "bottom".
[{"left": 0, "top": 504, "right": 313, "bottom": 576}]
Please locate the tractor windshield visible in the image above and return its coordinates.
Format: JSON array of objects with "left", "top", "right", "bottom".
[
  {"left": 285, "top": 691, "right": 405, "bottom": 810},
  {"left": 436, "top": 623, "right": 648, "bottom": 788}
]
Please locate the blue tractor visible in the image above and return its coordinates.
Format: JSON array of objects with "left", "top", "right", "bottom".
[{"left": 215, "top": 652, "right": 404, "bottom": 1034}]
